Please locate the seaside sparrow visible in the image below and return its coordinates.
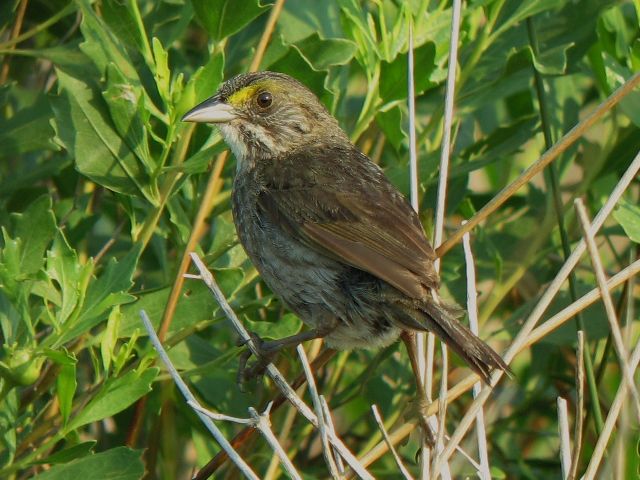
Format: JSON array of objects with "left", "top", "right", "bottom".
[{"left": 183, "top": 71, "right": 508, "bottom": 384}]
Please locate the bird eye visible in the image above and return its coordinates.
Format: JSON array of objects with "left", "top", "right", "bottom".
[{"left": 256, "top": 91, "right": 273, "bottom": 108}]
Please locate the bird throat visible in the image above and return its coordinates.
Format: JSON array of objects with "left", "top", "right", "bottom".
[{"left": 220, "top": 121, "right": 292, "bottom": 170}]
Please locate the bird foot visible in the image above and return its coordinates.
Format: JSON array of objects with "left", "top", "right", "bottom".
[
  {"left": 236, "top": 332, "right": 282, "bottom": 390},
  {"left": 404, "top": 396, "right": 436, "bottom": 447}
]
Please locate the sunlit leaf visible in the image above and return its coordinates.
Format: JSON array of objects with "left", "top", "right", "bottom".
[
  {"left": 32, "top": 447, "right": 144, "bottom": 479},
  {"left": 67, "top": 368, "right": 158, "bottom": 431},
  {"left": 191, "top": 0, "right": 268, "bottom": 41}
]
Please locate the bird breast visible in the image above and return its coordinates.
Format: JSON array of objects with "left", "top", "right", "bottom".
[{"left": 231, "top": 172, "right": 343, "bottom": 324}]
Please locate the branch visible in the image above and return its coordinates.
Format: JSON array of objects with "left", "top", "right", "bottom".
[
  {"left": 189, "top": 253, "right": 373, "bottom": 480},
  {"left": 139, "top": 310, "right": 259, "bottom": 480}
]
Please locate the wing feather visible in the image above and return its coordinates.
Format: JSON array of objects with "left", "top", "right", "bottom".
[{"left": 256, "top": 145, "right": 439, "bottom": 298}]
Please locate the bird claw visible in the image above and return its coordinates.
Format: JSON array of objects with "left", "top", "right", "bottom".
[{"left": 236, "top": 331, "right": 279, "bottom": 389}]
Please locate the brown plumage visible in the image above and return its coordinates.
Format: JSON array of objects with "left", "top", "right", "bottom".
[{"left": 183, "top": 71, "right": 509, "bottom": 383}]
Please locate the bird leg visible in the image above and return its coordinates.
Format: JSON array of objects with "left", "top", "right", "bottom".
[
  {"left": 236, "top": 326, "right": 332, "bottom": 387},
  {"left": 401, "top": 330, "right": 436, "bottom": 446}
]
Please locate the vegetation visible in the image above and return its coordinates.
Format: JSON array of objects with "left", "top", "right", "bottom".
[{"left": 0, "top": 0, "right": 639, "bottom": 478}]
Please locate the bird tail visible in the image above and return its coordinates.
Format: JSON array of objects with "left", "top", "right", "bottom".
[{"left": 399, "top": 300, "right": 510, "bottom": 384}]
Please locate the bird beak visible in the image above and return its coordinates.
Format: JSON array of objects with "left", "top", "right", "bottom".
[{"left": 181, "top": 96, "right": 237, "bottom": 123}]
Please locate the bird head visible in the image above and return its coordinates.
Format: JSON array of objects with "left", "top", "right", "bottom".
[{"left": 182, "top": 71, "right": 348, "bottom": 166}]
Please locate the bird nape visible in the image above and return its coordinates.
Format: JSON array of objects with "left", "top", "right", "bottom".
[{"left": 182, "top": 70, "right": 509, "bottom": 389}]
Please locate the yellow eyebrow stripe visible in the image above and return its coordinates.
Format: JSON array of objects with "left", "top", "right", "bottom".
[
  {"left": 228, "top": 85, "right": 259, "bottom": 105},
  {"left": 227, "top": 80, "right": 281, "bottom": 106}
]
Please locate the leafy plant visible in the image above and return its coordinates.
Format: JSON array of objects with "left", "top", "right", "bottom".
[{"left": 1, "top": 0, "right": 638, "bottom": 478}]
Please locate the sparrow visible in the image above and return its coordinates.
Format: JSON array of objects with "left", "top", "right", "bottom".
[{"left": 182, "top": 71, "right": 508, "bottom": 384}]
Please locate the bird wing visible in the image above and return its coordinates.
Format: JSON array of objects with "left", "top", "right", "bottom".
[{"left": 256, "top": 147, "right": 439, "bottom": 299}]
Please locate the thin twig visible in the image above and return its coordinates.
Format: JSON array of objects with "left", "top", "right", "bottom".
[
  {"left": 430, "top": 344, "right": 449, "bottom": 480},
  {"left": 462, "top": 229, "right": 491, "bottom": 480},
  {"left": 427, "top": 0, "right": 462, "bottom": 475},
  {"left": 371, "top": 405, "right": 414, "bottom": 480},
  {"left": 408, "top": 20, "right": 418, "bottom": 213},
  {"left": 574, "top": 198, "right": 640, "bottom": 422},
  {"left": 557, "top": 397, "right": 572, "bottom": 479},
  {"left": 0, "top": 0, "right": 29, "bottom": 83},
  {"left": 525, "top": 260, "right": 640, "bottom": 350},
  {"left": 264, "top": 340, "right": 325, "bottom": 480},
  {"left": 321, "top": 396, "right": 345, "bottom": 476},
  {"left": 94, "top": 219, "right": 126, "bottom": 264},
  {"left": 188, "top": 401, "right": 253, "bottom": 424},
  {"left": 569, "top": 331, "right": 585, "bottom": 480},
  {"left": 437, "top": 72, "right": 640, "bottom": 258},
  {"left": 297, "top": 345, "right": 341, "bottom": 479},
  {"left": 249, "top": 405, "right": 304, "bottom": 480},
  {"left": 248, "top": 0, "right": 286, "bottom": 72},
  {"left": 0, "top": 3, "right": 74, "bottom": 50},
  {"left": 407, "top": 12, "right": 426, "bottom": 397},
  {"left": 191, "top": 399, "right": 301, "bottom": 479},
  {"left": 582, "top": 336, "right": 640, "bottom": 480},
  {"left": 442, "top": 435, "right": 483, "bottom": 473},
  {"left": 194, "top": 401, "right": 304, "bottom": 480},
  {"left": 433, "top": 0, "right": 461, "bottom": 256},
  {"left": 407, "top": 19, "right": 432, "bottom": 478},
  {"left": 139, "top": 310, "right": 259, "bottom": 480},
  {"left": 196, "top": 349, "right": 336, "bottom": 480},
  {"left": 189, "top": 253, "right": 374, "bottom": 480}
]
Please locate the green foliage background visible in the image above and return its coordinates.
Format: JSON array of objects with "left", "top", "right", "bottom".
[{"left": 1, "top": 0, "right": 639, "bottom": 478}]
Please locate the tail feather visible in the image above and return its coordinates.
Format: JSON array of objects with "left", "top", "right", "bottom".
[{"left": 398, "top": 300, "right": 510, "bottom": 384}]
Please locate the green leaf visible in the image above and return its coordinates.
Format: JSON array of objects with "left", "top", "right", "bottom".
[
  {"left": 293, "top": 33, "right": 357, "bottom": 70},
  {"left": 178, "top": 142, "right": 225, "bottom": 174},
  {"left": 0, "top": 290, "right": 24, "bottom": 346},
  {"left": 613, "top": 199, "right": 640, "bottom": 243},
  {"left": 76, "top": 0, "right": 138, "bottom": 81},
  {"left": 32, "top": 447, "right": 144, "bottom": 480},
  {"left": 101, "top": 0, "right": 148, "bottom": 53},
  {"left": 494, "top": 0, "right": 570, "bottom": 38},
  {"left": 379, "top": 42, "right": 436, "bottom": 103},
  {"left": 10, "top": 195, "right": 57, "bottom": 277},
  {"left": 602, "top": 53, "right": 640, "bottom": 127},
  {"left": 266, "top": 39, "right": 328, "bottom": 99},
  {"left": 103, "top": 63, "right": 156, "bottom": 175},
  {"left": 529, "top": 43, "right": 572, "bottom": 75},
  {"left": 53, "top": 247, "right": 140, "bottom": 346},
  {"left": 456, "top": 116, "right": 540, "bottom": 180},
  {"left": 46, "top": 234, "right": 93, "bottom": 327},
  {"left": 191, "top": 0, "right": 268, "bottom": 41},
  {"left": 118, "top": 268, "right": 244, "bottom": 337},
  {"left": 0, "top": 232, "right": 21, "bottom": 294},
  {"left": 244, "top": 312, "right": 302, "bottom": 341},
  {"left": 178, "top": 51, "right": 225, "bottom": 118},
  {"left": 52, "top": 68, "right": 152, "bottom": 199},
  {"left": 101, "top": 307, "right": 121, "bottom": 373},
  {"left": 338, "top": 0, "right": 380, "bottom": 69},
  {"left": 43, "top": 348, "right": 78, "bottom": 426},
  {"left": 67, "top": 368, "right": 158, "bottom": 432},
  {"left": 79, "top": 247, "right": 140, "bottom": 322},
  {"left": 0, "top": 388, "right": 18, "bottom": 467},
  {"left": 278, "top": 0, "right": 346, "bottom": 43},
  {"left": 152, "top": 37, "right": 171, "bottom": 102},
  {"left": 0, "top": 91, "right": 56, "bottom": 157},
  {"left": 459, "top": 48, "right": 533, "bottom": 114},
  {"left": 376, "top": 105, "right": 405, "bottom": 151},
  {"left": 35, "top": 441, "right": 96, "bottom": 465}
]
